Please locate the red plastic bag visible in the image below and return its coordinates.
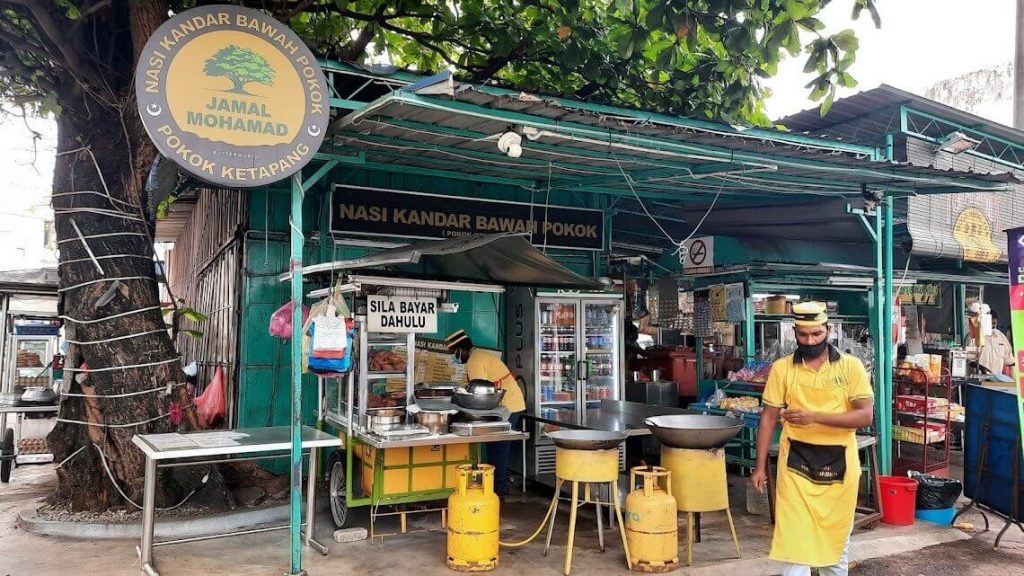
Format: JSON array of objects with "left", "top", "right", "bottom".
[
  {"left": 269, "top": 301, "right": 309, "bottom": 339},
  {"left": 193, "top": 366, "right": 226, "bottom": 429}
]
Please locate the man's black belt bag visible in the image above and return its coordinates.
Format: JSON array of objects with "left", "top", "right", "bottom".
[{"left": 786, "top": 438, "right": 847, "bottom": 485}]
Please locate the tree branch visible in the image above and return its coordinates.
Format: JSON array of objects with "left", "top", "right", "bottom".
[
  {"left": 0, "top": 34, "right": 56, "bottom": 93},
  {"left": 470, "top": 40, "right": 530, "bottom": 83},
  {"left": 347, "top": 3, "right": 389, "bottom": 62},
  {"left": 3, "top": 0, "right": 106, "bottom": 92}
]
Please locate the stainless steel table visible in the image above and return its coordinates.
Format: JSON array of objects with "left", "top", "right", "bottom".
[{"left": 132, "top": 426, "right": 341, "bottom": 576}]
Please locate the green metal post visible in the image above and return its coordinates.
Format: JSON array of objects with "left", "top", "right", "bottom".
[
  {"left": 744, "top": 282, "right": 755, "bottom": 361},
  {"left": 289, "top": 174, "right": 305, "bottom": 574},
  {"left": 695, "top": 336, "right": 705, "bottom": 398},
  {"left": 955, "top": 283, "right": 967, "bottom": 343},
  {"left": 870, "top": 207, "right": 886, "bottom": 468},
  {"left": 882, "top": 198, "right": 895, "bottom": 474}
]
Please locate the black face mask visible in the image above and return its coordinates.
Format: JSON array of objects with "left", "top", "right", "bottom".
[{"left": 797, "top": 340, "right": 829, "bottom": 359}]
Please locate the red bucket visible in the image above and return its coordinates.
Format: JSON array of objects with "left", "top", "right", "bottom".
[{"left": 879, "top": 476, "right": 918, "bottom": 526}]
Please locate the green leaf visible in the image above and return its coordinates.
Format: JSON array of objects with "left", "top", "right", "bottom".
[
  {"left": 838, "top": 72, "right": 858, "bottom": 88},
  {"left": 617, "top": 34, "right": 635, "bottom": 59},
  {"left": 179, "top": 307, "right": 209, "bottom": 323},
  {"left": 645, "top": 4, "right": 665, "bottom": 30},
  {"left": 868, "top": 1, "right": 882, "bottom": 28},
  {"left": 796, "top": 17, "right": 825, "bottom": 32},
  {"left": 837, "top": 52, "right": 857, "bottom": 72},
  {"left": 656, "top": 46, "right": 675, "bottom": 70},
  {"left": 820, "top": 85, "right": 836, "bottom": 116},
  {"left": 785, "top": 25, "right": 801, "bottom": 55},
  {"left": 832, "top": 29, "right": 859, "bottom": 52},
  {"left": 560, "top": 43, "right": 584, "bottom": 68},
  {"left": 181, "top": 330, "right": 205, "bottom": 340},
  {"left": 784, "top": 0, "right": 812, "bottom": 21},
  {"left": 802, "top": 50, "right": 820, "bottom": 74}
]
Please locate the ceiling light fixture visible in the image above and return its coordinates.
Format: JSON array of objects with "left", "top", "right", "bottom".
[
  {"left": 497, "top": 131, "right": 523, "bottom": 158},
  {"left": 938, "top": 131, "right": 981, "bottom": 154}
]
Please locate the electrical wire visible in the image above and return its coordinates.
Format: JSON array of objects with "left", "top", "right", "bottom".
[
  {"left": 58, "top": 412, "right": 170, "bottom": 428},
  {"left": 64, "top": 329, "right": 169, "bottom": 346},
  {"left": 62, "top": 356, "right": 182, "bottom": 373},
  {"left": 612, "top": 153, "right": 679, "bottom": 246},
  {"left": 93, "top": 443, "right": 204, "bottom": 511},
  {"left": 62, "top": 305, "right": 163, "bottom": 325},
  {"left": 57, "top": 275, "right": 156, "bottom": 293},
  {"left": 62, "top": 381, "right": 186, "bottom": 399}
]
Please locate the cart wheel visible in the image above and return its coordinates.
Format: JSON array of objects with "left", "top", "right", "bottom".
[
  {"left": 1, "top": 428, "right": 14, "bottom": 483},
  {"left": 329, "top": 453, "right": 348, "bottom": 528}
]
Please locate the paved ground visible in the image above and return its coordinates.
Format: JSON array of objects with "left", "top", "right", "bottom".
[
  {"left": 850, "top": 502, "right": 1024, "bottom": 576},
  {"left": 0, "top": 461, "right": 1015, "bottom": 576}
]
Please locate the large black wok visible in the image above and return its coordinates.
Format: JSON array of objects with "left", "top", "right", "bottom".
[
  {"left": 545, "top": 430, "right": 628, "bottom": 451},
  {"left": 644, "top": 415, "right": 743, "bottom": 449}
]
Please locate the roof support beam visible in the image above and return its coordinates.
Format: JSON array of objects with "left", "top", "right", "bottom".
[
  {"left": 339, "top": 92, "right": 1012, "bottom": 193},
  {"left": 467, "top": 84, "right": 879, "bottom": 156}
]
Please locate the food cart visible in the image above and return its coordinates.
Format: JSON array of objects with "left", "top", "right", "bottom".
[{"left": 304, "top": 273, "right": 526, "bottom": 538}]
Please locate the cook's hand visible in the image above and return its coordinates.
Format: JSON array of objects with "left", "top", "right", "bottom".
[
  {"left": 750, "top": 467, "right": 768, "bottom": 493},
  {"left": 781, "top": 409, "right": 817, "bottom": 426}
]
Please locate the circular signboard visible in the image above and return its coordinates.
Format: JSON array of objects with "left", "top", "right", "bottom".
[{"left": 135, "top": 5, "right": 329, "bottom": 188}]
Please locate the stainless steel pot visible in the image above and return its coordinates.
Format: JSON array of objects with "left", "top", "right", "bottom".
[
  {"left": 453, "top": 389, "right": 505, "bottom": 410},
  {"left": 366, "top": 409, "right": 404, "bottom": 432},
  {"left": 643, "top": 415, "right": 742, "bottom": 449},
  {"left": 466, "top": 379, "right": 497, "bottom": 394},
  {"left": 545, "top": 430, "right": 629, "bottom": 451},
  {"left": 415, "top": 411, "right": 450, "bottom": 434},
  {"left": 20, "top": 386, "right": 57, "bottom": 405}
]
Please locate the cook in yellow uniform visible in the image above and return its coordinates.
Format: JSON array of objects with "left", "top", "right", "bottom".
[
  {"left": 444, "top": 329, "right": 525, "bottom": 497},
  {"left": 750, "top": 302, "right": 874, "bottom": 576}
]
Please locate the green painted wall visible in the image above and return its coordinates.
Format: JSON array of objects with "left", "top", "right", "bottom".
[{"left": 235, "top": 169, "right": 601, "bottom": 428}]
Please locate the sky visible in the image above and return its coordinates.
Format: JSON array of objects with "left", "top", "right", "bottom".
[
  {"left": 0, "top": 112, "right": 56, "bottom": 271},
  {"left": 0, "top": 1, "right": 1018, "bottom": 270},
  {"left": 766, "top": 0, "right": 1017, "bottom": 119}
]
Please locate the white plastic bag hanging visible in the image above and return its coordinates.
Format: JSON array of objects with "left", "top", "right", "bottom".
[{"left": 311, "top": 306, "right": 347, "bottom": 359}]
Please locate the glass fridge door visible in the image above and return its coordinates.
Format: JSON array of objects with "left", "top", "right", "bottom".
[
  {"left": 582, "top": 301, "right": 620, "bottom": 408},
  {"left": 536, "top": 300, "right": 579, "bottom": 434}
]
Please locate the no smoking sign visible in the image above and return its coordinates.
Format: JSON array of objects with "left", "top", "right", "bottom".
[{"left": 682, "top": 236, "right": 714, "bottom": 273}]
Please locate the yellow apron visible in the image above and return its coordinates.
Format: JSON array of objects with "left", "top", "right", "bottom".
[{"left": 767, "top": 355, "right": 865, "bottom": 567}]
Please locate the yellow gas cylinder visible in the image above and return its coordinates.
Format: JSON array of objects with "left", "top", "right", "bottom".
[
  {"left": 624, "top": 466, "right": 679, "bottom": 573},
  {"left": 661, "top": 447, "right": 728, "bottom": 512},
  {"left": 447, "top": 464, "right": 500, "bottom": 572}
]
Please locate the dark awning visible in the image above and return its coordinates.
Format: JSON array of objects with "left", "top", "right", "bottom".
[{"left": 287, "top": 233, "right": 603, "bottom": 289}]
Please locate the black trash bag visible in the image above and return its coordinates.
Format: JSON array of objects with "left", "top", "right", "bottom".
[{"left": 913, "top": 474, "right": 962, "bottom": 510}]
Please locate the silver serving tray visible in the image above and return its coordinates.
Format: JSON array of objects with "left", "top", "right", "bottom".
[
  {"left": 450, "top": 421, "right": 511, "bottom": 437},
  {"left": 375, "top": 424, "right": 431, "bottom": 438}
]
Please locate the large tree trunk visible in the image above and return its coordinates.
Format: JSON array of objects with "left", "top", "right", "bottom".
[{"left": 45, "top": 0, "right": 230, "bottom": 512}]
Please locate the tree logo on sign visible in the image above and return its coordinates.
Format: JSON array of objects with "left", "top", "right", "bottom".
[{"left": 204, "top": 45, "right": 275, "bottom": 95}]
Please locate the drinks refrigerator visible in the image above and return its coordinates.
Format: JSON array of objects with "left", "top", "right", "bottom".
[{"left": 505, "top": 287, "right": 625, "bottom": 480}]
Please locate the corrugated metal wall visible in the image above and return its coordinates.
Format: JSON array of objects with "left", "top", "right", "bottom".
[
  {"left": 233, "top": 169, "right": 602, "bottom": 428},
  {"left": 902, "top": 138, "right": 1024, "bottom": 263},
  {"left": 165, "top": 190, "right": 245, "bottom": 426}
]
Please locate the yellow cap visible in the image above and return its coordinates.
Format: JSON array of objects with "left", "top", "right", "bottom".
[
  {"left": 443, "top": 329, "right": 469, "bottom": 351},
  {"left": 792, "top": 301, "right": 828, "bottom": 327}
]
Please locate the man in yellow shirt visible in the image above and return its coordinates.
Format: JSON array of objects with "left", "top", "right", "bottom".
[
  {"left": 750, "top": 302, "right": 874, "bottom": 576},
  {"left": 445, "top": 329, "right": 526, "bottom": 498}
]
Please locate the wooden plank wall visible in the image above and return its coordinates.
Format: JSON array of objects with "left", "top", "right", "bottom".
[{"left": 165, "top": 190, "right": 246, "bottom": 427}]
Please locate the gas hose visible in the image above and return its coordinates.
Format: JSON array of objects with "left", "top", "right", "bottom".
[{"left": 498, "top": 489, "right": 561, "bottom": 548}]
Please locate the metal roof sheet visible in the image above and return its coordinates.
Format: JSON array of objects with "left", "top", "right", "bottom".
[
  {"left": 778, "top": 84, "right": 1024, "bottom": 150},
  {"left": 329, "top": 80, "right": 1016, "bottom": 206},
  {"left": 288, "top": 233, "right": 603, "bottom": 289}
]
